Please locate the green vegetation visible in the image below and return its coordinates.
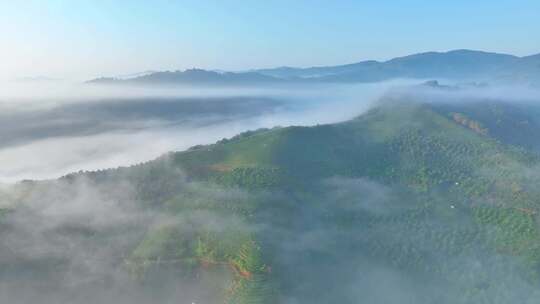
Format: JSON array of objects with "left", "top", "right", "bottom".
[{"left": 5, "top": 100, "right": 540, "bottom": 303}]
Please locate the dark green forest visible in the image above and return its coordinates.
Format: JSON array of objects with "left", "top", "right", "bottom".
[{"left": 2, "top": 98, "right": 540, "bottom": 303}]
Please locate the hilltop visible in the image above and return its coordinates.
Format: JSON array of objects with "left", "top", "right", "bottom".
[{"left": 3, "top": 98, "right": 540, "bottom": 303}]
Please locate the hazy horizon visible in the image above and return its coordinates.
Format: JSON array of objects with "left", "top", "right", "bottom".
[{"left": 2, "top": 1, "right": 539, "bottom": 81}]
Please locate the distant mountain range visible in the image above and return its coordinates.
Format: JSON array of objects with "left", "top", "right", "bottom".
[
  {"left": 87, "top": 49, "right": 540, "bottom": 86},
  {"left": 87, "top": 68, "right": 283, "bottom": 86}
]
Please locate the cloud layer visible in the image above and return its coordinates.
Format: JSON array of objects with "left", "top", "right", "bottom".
[{"left": 0, "top": 81, "right": 409, "bottom": 183}]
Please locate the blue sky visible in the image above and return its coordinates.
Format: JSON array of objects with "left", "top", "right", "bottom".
[{"left": 1, "top": 0, "right": 539, "bottom": 80}]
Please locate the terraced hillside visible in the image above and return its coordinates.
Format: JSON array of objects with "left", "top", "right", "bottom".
[{"left": 2, "top": 99, "right": 540, "bottom": 303}]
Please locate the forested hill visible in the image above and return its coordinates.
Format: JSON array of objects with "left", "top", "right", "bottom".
[{"left": 3, "top": 99, "right": 540, "bottom": 303}]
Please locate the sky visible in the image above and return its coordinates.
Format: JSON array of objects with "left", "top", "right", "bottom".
[{"left": 1, "top": 0, "right": 539, "bottom": 81}]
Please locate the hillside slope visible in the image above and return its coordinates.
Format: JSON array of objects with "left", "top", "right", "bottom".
[{"left": 3, "top": 99, "right": 540, "bottom": 303}]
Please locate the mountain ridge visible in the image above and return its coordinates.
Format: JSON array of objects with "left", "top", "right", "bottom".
[
  {"left": 4, "top": 97, "right": 540, "bottom": 303},
  {"left": 6, "top": 99, "right": 540, "bottom": 304},
  {"left": 86, "top": 49, "right": 540, "bottom": 86}
]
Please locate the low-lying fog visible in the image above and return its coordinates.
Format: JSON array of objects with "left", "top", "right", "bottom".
[
  {"left": 1, "top": 80, "right": 539, "bottom": 183},
  {"left": 2, "top": 80, "right": 540, "bottom": 304},
  {"left": 0, "top": 81, "right": 409, "bottom": 183}
]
